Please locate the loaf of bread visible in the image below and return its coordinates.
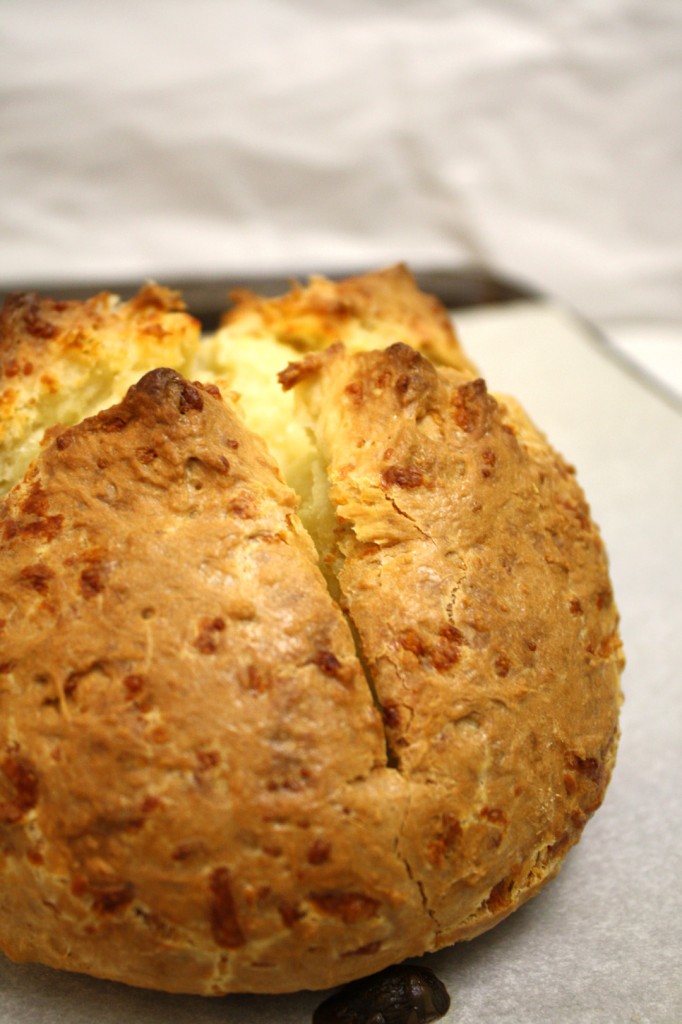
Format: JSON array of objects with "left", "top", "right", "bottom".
[{"left": 0, "top": 266, "right": 623, "bottom": 994}]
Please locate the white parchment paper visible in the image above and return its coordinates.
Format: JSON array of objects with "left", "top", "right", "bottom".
[{"left": 1, "top": 301, "right": 680, "bottom": 1023}]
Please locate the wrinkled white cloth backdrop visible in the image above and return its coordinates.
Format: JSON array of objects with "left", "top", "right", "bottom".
[{"left": 1, "top": 0, "right": 681, "bottom": 329}]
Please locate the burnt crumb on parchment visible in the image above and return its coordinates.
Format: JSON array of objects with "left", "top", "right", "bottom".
[{"left": 313, "top": 964, "right": 451, "bottom": 1024}]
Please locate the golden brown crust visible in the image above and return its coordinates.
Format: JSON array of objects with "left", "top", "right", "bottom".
[{"left": 0, "top": 272, "right": 623, "bottom": 995}]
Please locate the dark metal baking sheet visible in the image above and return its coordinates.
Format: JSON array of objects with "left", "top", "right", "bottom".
[{"left": 0, "top": 265, "right": 539, "bottom": 330}]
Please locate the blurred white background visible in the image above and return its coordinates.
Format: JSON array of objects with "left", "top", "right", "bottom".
[{"left": 1, "top": 0, "right": 681, "bottom": 389}]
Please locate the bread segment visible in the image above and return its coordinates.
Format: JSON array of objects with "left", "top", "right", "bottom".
[
  {"left": 0, "top": 368, "right": 426, "bottom": 993},
  {"left": 0, "top": 285, "right": 200, "bottom": 497},
  {"left": 285, "top": 342, "right": 623, "bottom": 946}
]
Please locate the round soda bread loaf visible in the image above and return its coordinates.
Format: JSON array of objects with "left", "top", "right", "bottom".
[{"left": 0, "top": 267, "right": 623, "bottom": 994}]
